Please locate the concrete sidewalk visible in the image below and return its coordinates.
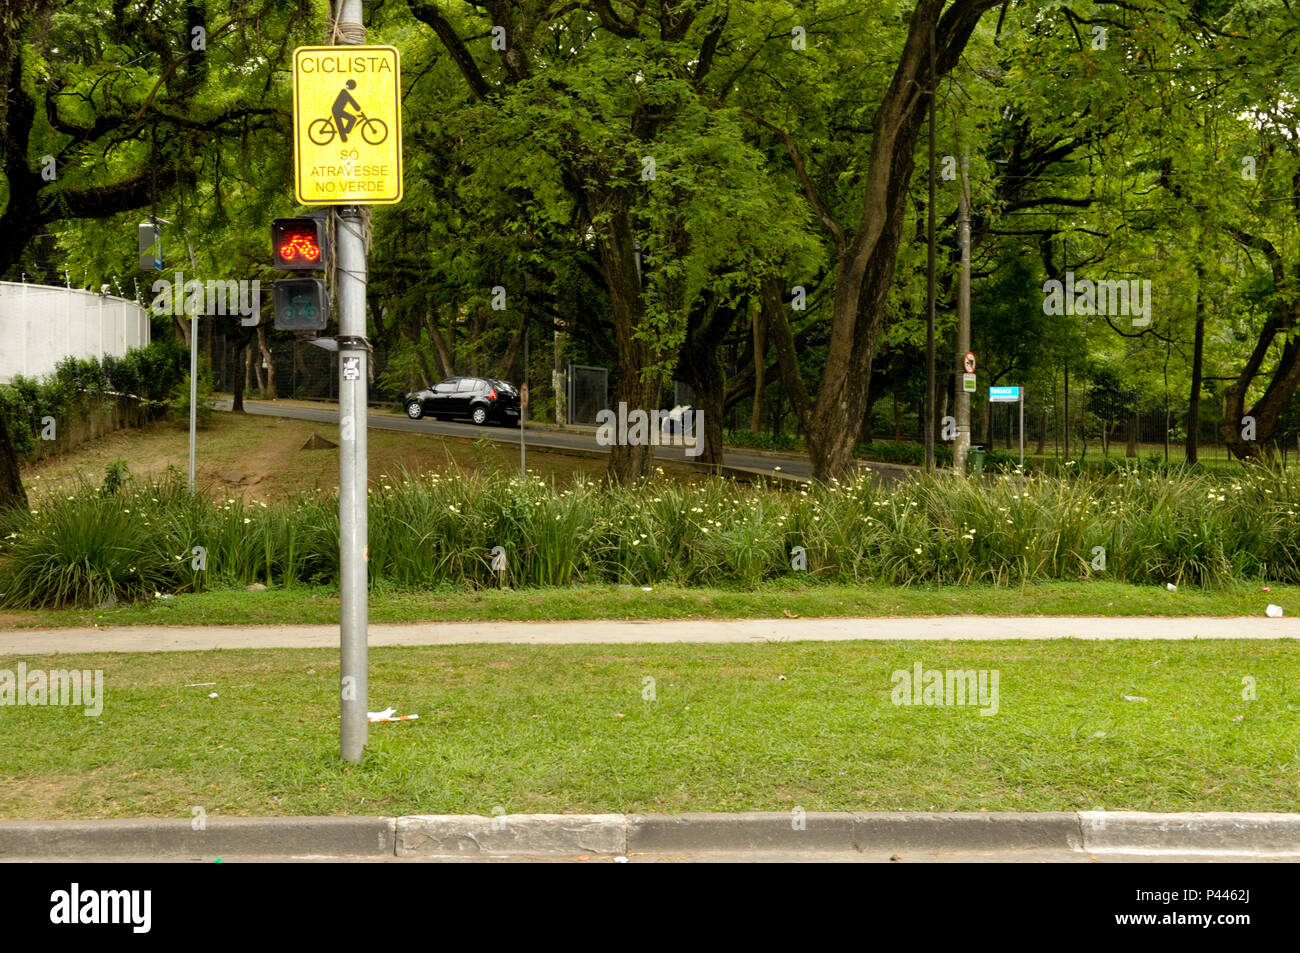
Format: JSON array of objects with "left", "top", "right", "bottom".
[
  {"left": 3, "top": 812, "right": 1298, "bottom": 861},
  {"left": 1, "top": 615, "right": 1297, "bottom": 655}
]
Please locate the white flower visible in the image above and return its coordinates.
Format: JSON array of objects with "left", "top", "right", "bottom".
[{"left": 914, "top": 547, "right": 922, "bottom": 554}]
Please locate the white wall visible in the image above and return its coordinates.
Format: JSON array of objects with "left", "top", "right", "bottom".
[{"left": 0, "top": 281, "right": 151, "bottom": 383}]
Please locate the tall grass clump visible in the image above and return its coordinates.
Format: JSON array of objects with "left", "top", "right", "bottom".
[{"left": 4, "top": 462, "right": 1300, "bottom": 607}]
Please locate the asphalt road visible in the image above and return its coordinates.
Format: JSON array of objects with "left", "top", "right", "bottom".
[{"left": 212, "top": 398, "right": 901, "bottom": 482}]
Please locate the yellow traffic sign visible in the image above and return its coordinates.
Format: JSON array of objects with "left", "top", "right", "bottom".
[{"left": 293, "top": 45, "right": 402, "bottom": 205}]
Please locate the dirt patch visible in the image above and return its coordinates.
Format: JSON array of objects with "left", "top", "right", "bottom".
[{"left": 18, "top": 411, "right": 636, "bottom": 504}]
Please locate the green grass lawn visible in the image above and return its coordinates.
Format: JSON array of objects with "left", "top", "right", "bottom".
[
  {"left": 1, "top": 640, "right": 1294, "bottom": 819},
  {"left": 2, "top": 579, "right": 1295, "bottom": 628}
]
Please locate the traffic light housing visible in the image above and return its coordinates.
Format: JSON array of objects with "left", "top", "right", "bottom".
[
  {"left": 271, "top": 217, "right": 328, "bottom": 271},
  {"left": 138, "top": 222, "right": 161, "bottom": 271},
  {"left": 273, "top": 278, "right": 329, "bottom": 331}
]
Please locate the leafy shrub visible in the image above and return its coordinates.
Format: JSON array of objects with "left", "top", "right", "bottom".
[
  {"left": 0, "top": 338, "right": 187, "bottom": 458},
  {"left": 855, "top": 441, "right": 957, "bottom": 466},
  {"left": 725, "top": 429, "right": 801, "bottom": 452},
  {"left": 101, "top": 460, "right": 132, "bottom": 496},
  {"left": 167, "top": 360, "right": 216, "bottom": 429}
]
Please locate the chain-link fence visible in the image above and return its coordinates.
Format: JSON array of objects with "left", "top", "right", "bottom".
[
  {"left": 566, "top": 364, "right": 608, "bottom": 425},
  {"left": 207, "top": 326, "right": 577, "bottom": 419}
]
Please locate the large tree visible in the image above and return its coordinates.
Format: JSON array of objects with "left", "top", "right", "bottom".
[{"left": 742, "top": 0, "right": 1002, "bottom": 480}]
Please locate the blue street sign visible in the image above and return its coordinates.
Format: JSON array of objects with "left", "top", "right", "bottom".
[{"left": 989, "top": 386, "right": 1021, "bottom": 402}]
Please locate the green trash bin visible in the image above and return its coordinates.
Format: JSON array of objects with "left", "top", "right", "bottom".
[{"left": 968, "top": 445, "right": 986, "bottom": 477}]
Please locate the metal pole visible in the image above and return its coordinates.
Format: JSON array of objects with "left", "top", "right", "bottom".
[
  {"left": 336, "top": 0, "right": 368, "bottom": 764},
  {"left": 185, "top": 237, "right": 200, "bottom": 495},
  {"left": 924, "top": 24, "right": 936, "bottom": 473},
  {"left": 1019, "top": 391, "right": 1025, "bottom": 470},
  {"left": 189, "top": 311, "right": 197, "bottom": 493},
  {"left": 521, "top": 329, "right": 527, "bottom": 475},
  {"left": 954, "top": 155, "right": 972, "bottom": 475}
]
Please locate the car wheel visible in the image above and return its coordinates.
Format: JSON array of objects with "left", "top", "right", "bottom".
[
  {"left": 405, "top": 401, "right": 424, "bottom": 420},
  {"left": 471, "top": 406, "right": 488, "bottom": 426}
]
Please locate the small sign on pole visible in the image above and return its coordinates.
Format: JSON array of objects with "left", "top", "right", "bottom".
[
  {"left": 988, "top": 386, "right": 1025, "bottom": 468},
  {"left": 963, "top": 351, "right": 976, "bottom": 374},
  {"left": 963, "top": 372, "right": 976, "bottom": 393}
]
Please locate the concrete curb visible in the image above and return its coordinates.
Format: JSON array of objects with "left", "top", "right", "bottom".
[
  {"left": 0, "top": 817, "right": 396, "bottom": 859},
  {"left": 1079, "top": 811, "right": 1300, "bottom": 853},
  {"left": 396, "top": 814, "right": 625, "bottom": 857},
  {"left": 4, "top": 812, "right": 1299, "bottom": 858}
]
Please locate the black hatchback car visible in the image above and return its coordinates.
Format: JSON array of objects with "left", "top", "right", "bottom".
[{"left": 404, "top": 377, "right": 521, "bottom": 426}]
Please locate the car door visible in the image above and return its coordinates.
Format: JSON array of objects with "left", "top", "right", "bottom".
[
  {"left": 432, "top": 379, "right": 458, "bottom": 415},
  {"left": 455, "top": 378, "right": 481, "bottom": 416}
]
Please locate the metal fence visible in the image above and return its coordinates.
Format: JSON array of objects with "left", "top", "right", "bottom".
[{"left": 566, "top": 363, "right": 609, "bottom": 425}]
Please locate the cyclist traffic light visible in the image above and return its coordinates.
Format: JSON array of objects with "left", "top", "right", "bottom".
[
  {"left": 272, "top": 216, "right": 329, "bottom": 332},
  {"left": 271, "top": 217, "right": 328, "bottom": 270},
  {"left": 273, "top": 278, "right": 329, "bottom": 331}
]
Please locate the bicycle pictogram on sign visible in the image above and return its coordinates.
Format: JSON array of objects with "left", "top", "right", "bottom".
[{"left": 307, "top": 80, "right": 389, "bottom": 146}]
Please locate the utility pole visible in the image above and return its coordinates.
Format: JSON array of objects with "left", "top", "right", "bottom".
[
  {"left": 185, "top": 237, "right": 199, "bottom": 495},
  {"left": 924, "top": 24, "right": 936, "bottom": 473},
  {"left": 335, "top": 0, "right": 368, "bottom": 764},
  {"left": 521, "top": 328, "right": 528, "bottom": 475},
  {"left": 1063, "top": 239, "right": 1069, "bottom": 463},
  {"left": 954, "top": 155, "right": 972, "bottom": 475}
]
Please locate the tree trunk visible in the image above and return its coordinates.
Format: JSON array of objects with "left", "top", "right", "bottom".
[
  {"left": 675, "top": 295, "right": 735, "bottom": 468},
  {"left": 467, "top": 306, "right": 489, "bottom": 378},
  {"left": 232, "top": 343, "right": 246, "bottom": 413},
  {"left": 499, "top": 312, "right": 527, "bottom": 382},
  {"left": 257, "top": 324, "right": 276, "bottom": 399},
  {"left": 1036, "top": 411, "right": 1047, "bottom": 455},
  {"left": 598, "top": 205, "right": 660, "bottom": 484},
  {"left": 799, "top": 0, "right": 1001, "bottom": 481},
  {"left": 1186, "top": 272, "right": 1206, "bottom": 465},
  {"left": 750, "top": 302, "right": 767, "bottom": 433},
  {"left": 0, "top": 411, "right": 29, "bottom": 513},
  {"left": 424, "top": 313, "right": 456, "bottom": 379},
  {"left": 1221, "top": 299, "right": 1300, "bottom": 460},
  {"left": 1126, "top": 412, "right": 1138, "bottom": 457}
]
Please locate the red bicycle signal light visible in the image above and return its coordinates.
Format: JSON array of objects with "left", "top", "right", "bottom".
[{"left": 271, "top": 217, "right": 328, "bottom": 271}]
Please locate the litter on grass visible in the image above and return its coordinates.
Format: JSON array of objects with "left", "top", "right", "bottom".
[
  {"left": 368, "top": 706, "right": 419, "bottom": 723},
  {"left": 1266, "top": 604, "right": 1284, "bottom": 618}
]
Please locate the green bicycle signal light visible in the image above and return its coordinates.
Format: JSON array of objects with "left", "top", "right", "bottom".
[{"left": 273, "top": 278, "right": 329, "bottom": 331}]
